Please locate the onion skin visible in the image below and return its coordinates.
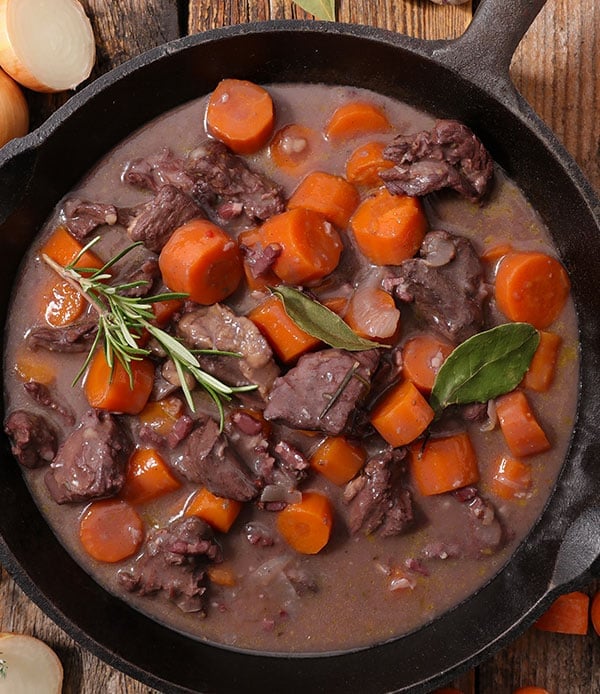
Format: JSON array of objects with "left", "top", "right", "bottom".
[{"left": 0, "top": 66, "right": 27, "bottom": 146}]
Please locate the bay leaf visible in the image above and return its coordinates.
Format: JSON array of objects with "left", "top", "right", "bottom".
[
  {"left": 430, "top": 323, "right": 540, "bottom": 413},
  {"left": 274, "top": 285, "right": 384, "bottom": 351},
  {"left": 293, "top": 0, "right": 336, "bottom": 21}
]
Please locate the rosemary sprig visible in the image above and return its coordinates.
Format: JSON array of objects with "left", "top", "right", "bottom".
[{"left": 42, "top": 238, "right": 256, "bottom": 428}]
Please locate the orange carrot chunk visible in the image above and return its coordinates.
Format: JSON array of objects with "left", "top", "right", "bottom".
[
  {"left": 534, "top": 591, "right": 590, "bottom": 635},
  {"left": 350, "top": 188, "right": 428, "bottom": 266},
  {"left": 269, "top": 123, "right": 322, "bottom": 174},
  {"left": 84, "top": 350, "right": 155, "bottom": 415},
  {"left": 494, "top": 251, "right": 570, "bottom": 329},
  {"left": 401, "top": 334, "right": 453, "bottom": 393},
  {"left": 288, "top": 171, "right": 360, "bottom": 229},
  {"left": 370, "top": 380, "right": 435, "bottom": 447},
  {"left": 206, "top": 78, "right": 274, "bottom": 154},
  {"left": 276, "top": 491, "right": 334, "bottom": 554},
  {"left": 159, "top": 218, "right": 242, "bottom": 305},
  {"left": 513, "top": 688, "right": 551, "bottom": 694},
  {"left": 79, "top": 499, "right": 144, "bottom": 563},
  {"left": 248, "top": 295, "right": 321, "bottom": 363},
  {"left": 325, "top": 101, "right": 391, "bottom": 140},
  {"left": 490, "top": 455, "right": 532, "bottom": 500},
  {"left": 344, "top": 287, "right": 400, "bottom": 342},
  {"left": 522, "top": 331, "right": 562, "bottom": 392},
  {"left": 310, "top": 436, "right": 367, "bottom": 486},
  {"left": 591, "top": 591, "right": 600, "bottom": 637},
  {"left": 345, "top": 141, "right": 395, "bottom": 187},
  {"left": 410, "top": 431, "right": 479, "bottom": 496},
  {"left": 41, "top": 225, "right": 104, "bottom": 272},
  {"left": 14, "top": 345, "right": 56, "bottom": 385},
  {"left": 43, "top": 279, "right": 85, "bottom": 327},
  {"left": 185, "top": 487, "right": 242, "bottom": 533},
  {"left": 122, "top": 448, "right": 181, "bottom": 505},
  {"left": 495, "top": 390, "right": 551, "bottom": 457},
  {"left": 138, "top": 396, "right": 184, "bottom": 436}
]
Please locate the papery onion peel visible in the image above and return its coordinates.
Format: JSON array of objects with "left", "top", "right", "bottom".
[
  {"left": 0, "top": 632, "right": 63, "bottom": 693},
  {"left": 0, "top": 65, "right": 27, "bottom": 146}
]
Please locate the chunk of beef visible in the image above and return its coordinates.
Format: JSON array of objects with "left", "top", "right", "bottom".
[
  {"left": 27, "top": 319, "right": 98, "bottom": 353},
  {"left": 177, "top": 304, "right": 279, "bottom": 400},
  {"left": 4, "top": 410, "right": 57, "bottom": 469},
  {"left": 263, "top": 349, "right": 380, "bottom": 435},
  {"left": 343, "top": 448, "right": 413, "bottom": 537},
  {"left": 45, "top": 410, "right": 132, "bottom": 504},
  {"left": 384, "top": 230, "right": 488, "bottom": 343},
  {"left": 127, "top": 184, "right": 205, "bottom": 252},
  {"left": 122, "top": 148, "right": 195, "bottom": 194},
  {"left": 227, "top": 412, "right": 275, "bottom": 482},
  {"left": 61, "top": 198, "right": 119, "bottom": 240},
  {"left": 116, "top": 256, "right": 161, "bottom": 298},
  {"left": 118, "top": 516, "right": 221, "bottom": 615},
  {"left": 381, "top": 119, "right": 494, "bottom": 202},
  {"left": 23, "top": 381, "right": 74, "bottom": 425}
]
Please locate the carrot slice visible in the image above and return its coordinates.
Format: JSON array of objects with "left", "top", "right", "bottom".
[
  {"left": 41, "top": 225, "right": 104, "bottom": 272},
  {"left": 534, "top": 591, "right": 590, "bottom": 634},
  {"left": 344, "top": 287, "right": 400, "bottom": 342},
  {"left": 206, "top": 78, "right": 274, "bottom": 154},
  {"left": 43, "top": 279, "right": 85, "bottom": 327},
  {"left": 158, "top": 218, "right": 242, "bottom": 305},
  {"left": 495, "top": 251, "right": 570, "bottom": 329},
  {"left": 370, "top": 380, "right": 435, "bottom": 447},
  {"left": 122, "top": 448, "right": 181, "bottom": 505},
  {"left": 276, "top": 491, "right": 334, "bottom": 554},
  {"left": 490, "top": 455, "right": 532, "bottom": 500},
  {"left": 591, "top": 590, "right": 600, "bottom": 637},
  {"left": 410, "top": 431, "right": 479, "bottom": 496},
  {"left": 522, "top": 331, "right": 562, "bottom": 392},
  {"left": 287, "top": 171, "right": 360, "bottom": 228},
  {"left": 310, "top": 436, "right": 367, "bottom": 486},
  {"left": 84, "top": 350, "right": 155, "bottom": 415},
  {"left": 345, "top": 141, "right": 394, "bottom": 187},
  {"left": 325, "top": 101, "right": 391, "bottom": 140},
  {"left": 495, "top": 390, "right": 551, "bottom": 457},
  {"left": 401, "top": 334, "right": 453, "bottom": 393},
  {"left": 350, "top": 188, "right": 428, "bottom": 265},
  {"left": 248, "top": 294, "right": 321, "bottom": 363},
  {"left": 185, "top": 487, "right": 242, "bottom": 533},
  {"left": 513, "top": 689, "right": 551, "bottom": 694},
  {"left": 269, "top": 123, "right": 321, "bottom": 174},
  {"left": 79, "top": 499, "right": 144, "bottom": 563}
]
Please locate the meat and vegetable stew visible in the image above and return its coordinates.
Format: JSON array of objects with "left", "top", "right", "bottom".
[{"left": 3, "top": 80, "right": 578, "bottom": 653}]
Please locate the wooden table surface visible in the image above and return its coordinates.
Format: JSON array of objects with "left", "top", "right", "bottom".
[{"left": 1, "top": 1, "right": 598, "bottom": 692}]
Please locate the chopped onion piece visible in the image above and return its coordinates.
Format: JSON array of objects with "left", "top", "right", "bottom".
[
  {"left": 0, "top": 632, "right": 63, "bottom": 693},
  {"left": 0, "top": 66, "right": 27, "bottom": 146},
  {"left": 260, "top": 484, "right": 302, "bottom": 505},
  {"left": 0, "top": 0, "right": 95, "bottom": 92}
]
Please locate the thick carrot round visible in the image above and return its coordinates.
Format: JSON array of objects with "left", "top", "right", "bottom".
[
  {"left": 591, "top": 590, "right": 600, "bottom": 637},
  {"left": 522, "top": 331, "right": 562, "bottom": 392},
  {"left": 345, "top": 140, "right": 394, "bottom": 187},
  {"left": 43, "top": 279, "right": 85, "bottom": 327},
  {"left": 276, "top": 491, "right": 334, "bottom": 554},
  {"left": 287, "top": 171, "right": 360, "bottom": 229},
  {"left": 84, "top": 349, "right": 155, "bottom": 415},
  {"left": 350, "top": 188, "right": 428, "bottom": 265},
  {"left": 534, "top": 591, "right": 590, "bottom": 634},
  {"left": 41, "top": 225, "right": 104, "bottom": 272},
  {"left": 410, "top": 431, "right": 479, "bottom": 496},
  {"left": 495, "top": 390, "right": 551, "bottom": 457},
  {"left": 310, "top": 436, "right": 367, "bottom": 486},
  {"left": 401, "top": 334, "right": 453, "bottom": 393},
  {"left": 494, "top": 251, "right": 570, "bottom": 329},
  {"left": 325, "top": 101, "right": 391, "bottom": 140},
  {"left": 185, "top": 487, "right": 242, "bottom": 533},
  {"left": 490, "top": 455, "right": 532, "bottom": 500},
  {"left": 159, "top": 218, "right": 242, "bottom": 305},
  {"left": 79, "top": 499, "right": 144, "bottom": 563},
  {"left": 370, "top": 380, "right": 434, "bottom": 447},
  {"left": 269, "top": 123, "right": 321, "bottom": 174},
  {"left": 122, "top": 448, "right": 181, "bottom": 505},
  {"left": 344, "top": 286, "right": 400, "bottom": 342}
]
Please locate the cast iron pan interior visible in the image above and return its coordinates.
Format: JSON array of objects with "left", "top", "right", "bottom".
[{"left": 1, "top": 7, "right": 599, "bottom": 694}]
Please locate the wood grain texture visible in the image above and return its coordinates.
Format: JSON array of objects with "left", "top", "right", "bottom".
[{"left": 3, "top": 1, "right": 599, "bottom": 693}]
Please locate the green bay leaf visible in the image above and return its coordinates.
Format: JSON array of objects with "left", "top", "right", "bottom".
[
  {"left": 430, "top": 323, "right": 540, "bottom": 414},
  {"left": 293, "top": 0, "right": 336, "bottom": 21},
  {"left": 274, "top": 285, "right": 384, "bottom": 351}
]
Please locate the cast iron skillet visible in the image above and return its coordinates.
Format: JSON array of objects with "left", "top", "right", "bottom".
[{"left": 1, "top": 0, "right": 599, "bottom": 691}]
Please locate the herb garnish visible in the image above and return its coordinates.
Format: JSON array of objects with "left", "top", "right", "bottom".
[
  {"left": 293, "top": 0, "right": 336, "bottom": 21},
  {"left": 43, "top": 238, "right": 256, "bottom": 428}
]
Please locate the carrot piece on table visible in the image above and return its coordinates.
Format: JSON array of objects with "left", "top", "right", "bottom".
[
  {"left": 185, "top": 487, "right": 242, "bottom": 533},
  {"left": 43, "top": 279, "right": 85, "bottom": 327},
  {"left": 490, "top": 455, "right": 532, "bottom": 500},
  {"left": 138, "top": 396, "right": 184, "bottom": 436},
  {"left": 287, "top": 171, "right": 360, "bottom": 228},
  {"left": 401, "top": 334, "right": 453, "bottom": 393},
  {"left": 122, "top": 448, "right": 181, "bottom": 505},
  {"left": 158, "top": 218, "right": 242, "bottom": 305},
  {"left": 250, "top": 208, "right": 342, "bottom": 285},
  {"left": 79, "top": 499, "right": 144, "bottom": 563},
  {"left": 513, "top": 688, "right": 551, "bottom": 694},
  {"left": 350, "top": 188, "right": 428, "bottom": 265},
  {"left": 591, "top": 591, "right": 600, "bottom": 637},
  {"left": 14, "top": 345, "right": 56, "bottom": 384},
  {"left": 410, "top": 431, "right": 479, "bottom": 496},
  {"left": 269, "top": 123, "right": 322, "bottom": 174},
  {"left": 248, "top": 295, "right": 321, "bottom": 363},
  {"left": 522, "top": 331, "right": 562, "bottom": 392},
  {"left": 206, "top": 78, "right": 274, "bottom": 154},
  {"left": 344, "top": 286, "right": 400, "bottom": 342},
  {"left": 370, "top": 380, "right": 435, "bottom": 447},
  {"left": 276, "top": 491, "right": 334, "bottom": 554},
  {"left": 345, "top": 141, "right": 394, "bottom": 187},
  {"left": 495, "top": 390, "right": 551, "bottom": 457},
  {"left": 325, "top": 101, "right": 391, "bottom": 140},
  {"left": 84, "top": 350, "right": 155, "bottom": 415},
  {"left": 534, "top": 591, "right": 590, "bottom": 635},
  {"left": 310, "top": 436, "right": 367, "bottom": 486},
  {"left": 494, "top": 251, "right": 570, "bottom": 329},
  {"left": 41, "top": 225, "right": 104, "bottom": 272}
]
